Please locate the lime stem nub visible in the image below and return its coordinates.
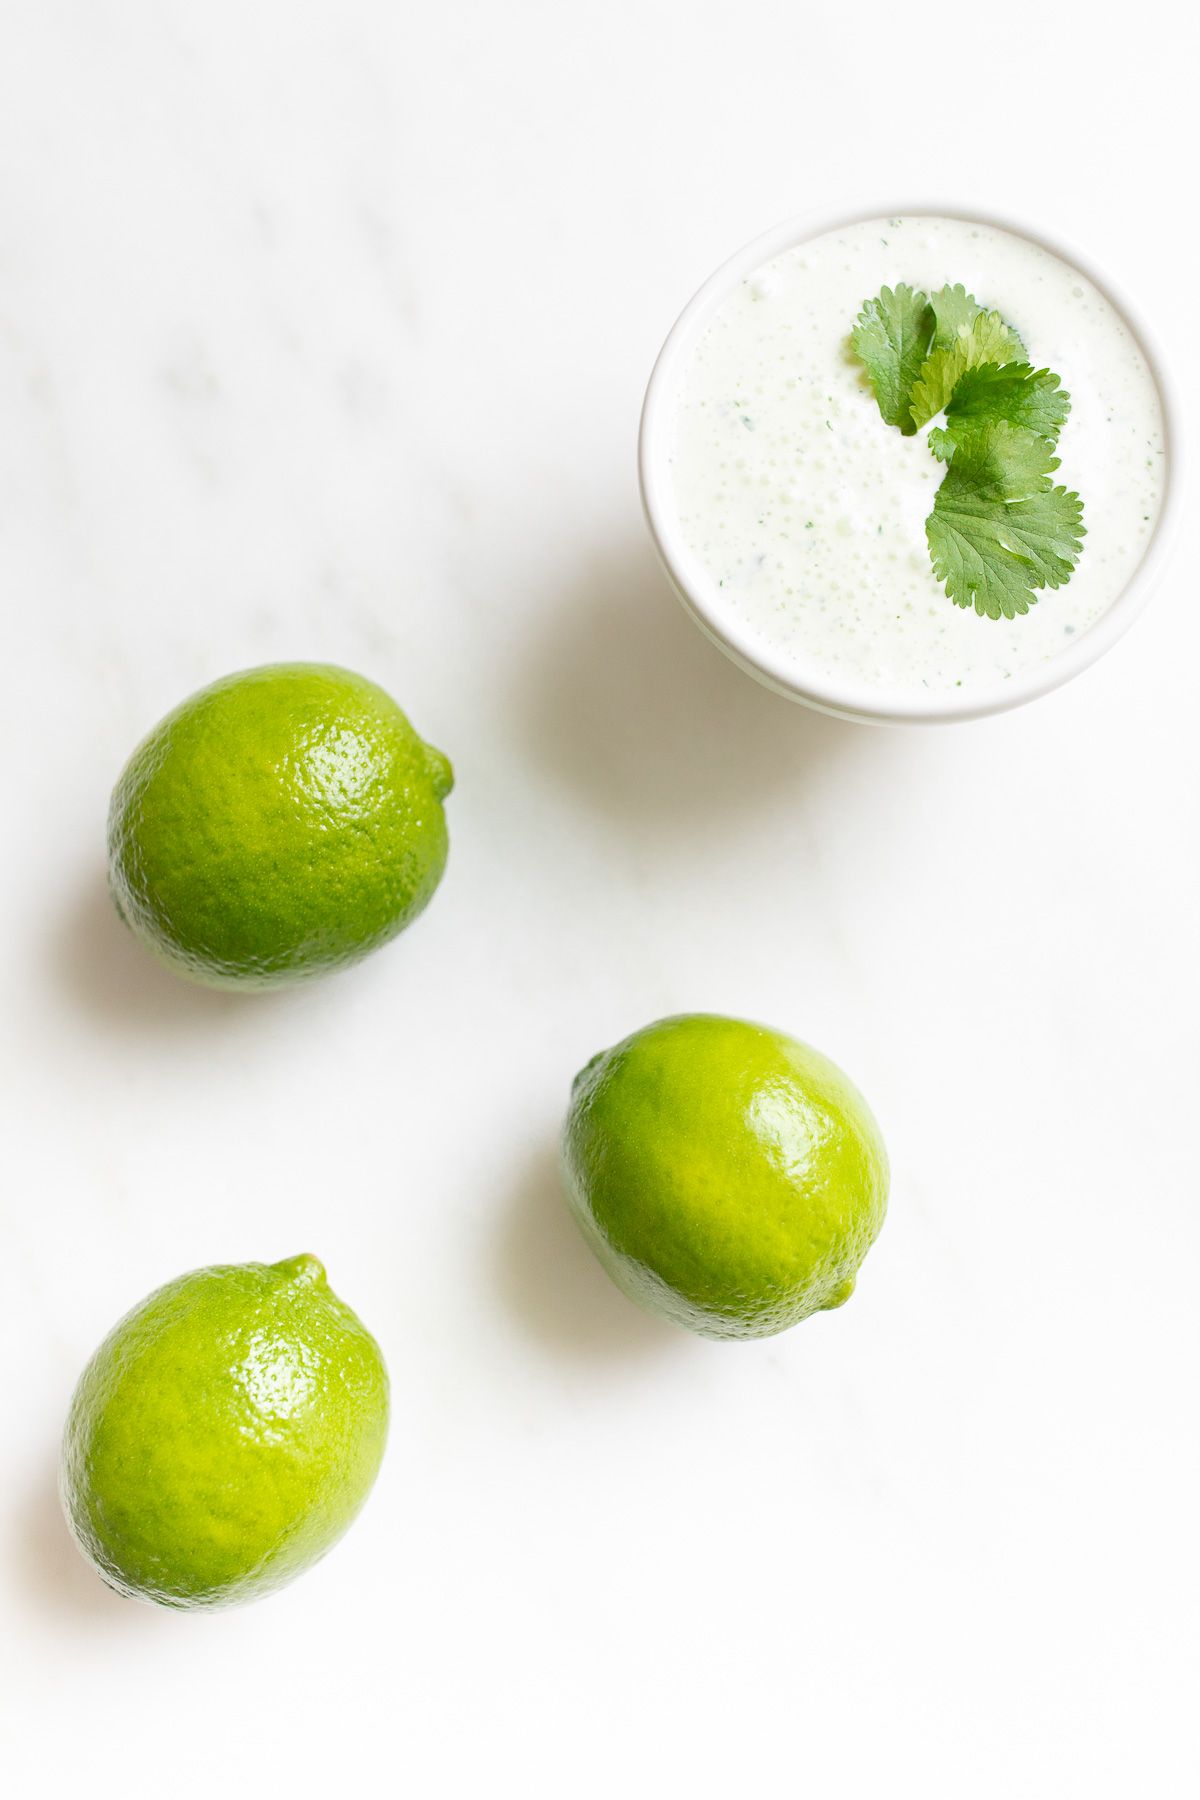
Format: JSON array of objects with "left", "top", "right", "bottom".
[{"left": 274, "top": 1253, "right": 326, "bottom": 1286}]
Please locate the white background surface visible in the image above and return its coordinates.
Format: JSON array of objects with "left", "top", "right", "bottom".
[{"left": 1, "top": 3, "right": 1197, "bottom": 1794}]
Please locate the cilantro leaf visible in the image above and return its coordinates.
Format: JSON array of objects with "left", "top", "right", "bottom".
[
  {"left": 928, "top": 284, "right": 989, "bottom": 349},
  {"left": 850, "top": 285, "right": 934, "bottom": 435},
  {"left": 941, "top": 361, "right": 1070, "bottom": 451},
  {"left": 927, "top": 283, "right": 1027, "bottom": 353},
  {"left": 909, "top": 311, "right": 1027, "bottom": 427},
  {"left": 925, "top": 421, "right": 1086, "bottom": 619}
]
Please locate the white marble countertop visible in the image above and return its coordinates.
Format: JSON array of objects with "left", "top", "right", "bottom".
[{"left": 3, "top": 3, "right": 1197, "bottom": 1793}]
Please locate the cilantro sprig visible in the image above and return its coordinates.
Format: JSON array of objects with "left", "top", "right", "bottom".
[{"left": 849, "top": 283, "right": 1085, "bottom": 618}]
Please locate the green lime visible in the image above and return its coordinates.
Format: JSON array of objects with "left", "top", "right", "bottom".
[
  {"left": 60, "top": 1254, "right": 388, "bottom": 1610},
  {"left": 562, "top": 1013, "right": 889, "bottom": 1339},
  {"left": 108, "top": 662, "right": 453, "bottom": 988}
]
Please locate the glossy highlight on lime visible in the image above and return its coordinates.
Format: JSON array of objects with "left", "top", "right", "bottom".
[
  {"left": 562, "top": 1013, "right": 889, "bottom": 1339},
  {"left": 108, "top": 662, "right": 453, "bottom": 988},
  {"left": 60, "top": 1254, "right": 389, "bottom": 1610}
]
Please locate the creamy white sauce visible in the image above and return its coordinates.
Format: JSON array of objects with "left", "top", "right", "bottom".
[{"left": 665, "top": 216, "right": 1165, "bottom": 697}]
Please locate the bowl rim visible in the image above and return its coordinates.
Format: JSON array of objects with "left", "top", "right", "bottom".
[{"left": 637, "top": 199, "right": 1182, "bottom": 725}]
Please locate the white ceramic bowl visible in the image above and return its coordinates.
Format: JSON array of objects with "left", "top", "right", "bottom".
[{"left": 638, "top": 202, "right": 1180, "bottom": 726}]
